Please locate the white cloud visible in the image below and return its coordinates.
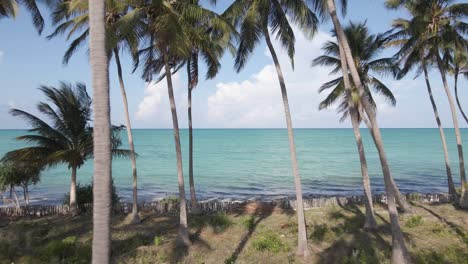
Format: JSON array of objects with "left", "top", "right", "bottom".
[
  {"left": 206, "top": 29, "right": 343, "bottom": 128},
  {"left": 0, "top": 51, "right": 3, "bottom": 63},
  {"left": 135, "top": 74, "right": 186, "bottom": 127}
]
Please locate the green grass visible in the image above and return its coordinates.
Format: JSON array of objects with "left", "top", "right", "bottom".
[
  {"left": 405, "top": 215, "right": 424, "bottom": 228},
  {"left": 251, "top": 232, "right": 288, "bottom": 253},
  {"left": 0, "top": 202, "right": 467, "bottom": 264}
]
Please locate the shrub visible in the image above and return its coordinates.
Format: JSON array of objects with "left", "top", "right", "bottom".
[
  {"left": 63, "top": 181, "right": 119, "bottom": 211},
  {"left": 153, "top": 235, "right": 164, "bottom": 246},
  {"left": 209, "top": 213, "right": 232, "bottom": 233},
  {"left": 310, "top": 223, "right": 330, "bottom": 242},
  {"left": 405, "top": 215, "right": 424, "bottom": 228},
  {"left": 252, "top": 232, "right": 287, "bottom": 253},
  {"left": 242, "top": 216, "right": 256, "bottom": 230}
]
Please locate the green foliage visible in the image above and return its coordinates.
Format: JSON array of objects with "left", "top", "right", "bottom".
[
  {"left": 0, "top": 161, "right": 41, "bottom": 191},
  {"left": 310, "top": 223, "right": 331, "bottom": 242},
  {"left": 340, "top": 248, "right": 382, "bottom": 264},
  {"left": 38, "top": 237, "right": 90, "bottom": 263},
  {"left": 209, "top": 213, "right": 232, "bottom": 233},
  {"left": 242, "top": 216, "right": 256, "bottom": 230},
  {"left": 153, "top": 235, "right": 164, "bottom": 246},
  {"left": 405, "top": 215, "right": 424, "bottom": 228},
  {"left": 63, "top": 181, "right": 119, "bottom": 211},
  {"left": 160, "top": 195, "right": 179, "bottom": 203},
  {"left": 251, "top": 232, "right": 288, "bottom": 253},
  {"left": 313, "top": 22, "right": 397, "bottom": 122},
  {"left": 190, "top": 213, "right": 232, "bottom": 233},
  {"left": 414, "top": 246, "right": 468, "bottom": 264},
  {"left": 5, "top": 83, "right": 130, "bottom": 190},
  {"left": 224, "top": 256, "right": 235, "bottom": 264}
]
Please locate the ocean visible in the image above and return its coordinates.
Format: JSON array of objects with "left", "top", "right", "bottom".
[{"left": 0, "top": 128, "right": 465, "bottom": 205}]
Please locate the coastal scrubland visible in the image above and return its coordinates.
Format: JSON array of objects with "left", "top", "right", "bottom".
[{"left": 0, "top": 201, "right": 466, "bottom": 264}]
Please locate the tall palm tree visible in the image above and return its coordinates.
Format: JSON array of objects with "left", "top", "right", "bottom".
[
  {"left": 313, "top": 22, "right": 399, "bottom": 229},
  {"left": 179, "top": 0, "right": 235, "bottom": 211},
  {"left": 447, "top": 49, "right": 468, "bottom": 125},
  {"left": 49, "top": 0, "right": 143, "bottom": 223},
  {"left": 3, "top": 83, "right": 129, "bottom": 216},
  {"left": 223, "top": 0, "right": 318, "bottom": 257},
  {"left": 89, "top": 0, "right": 111, "bottom": 261},
  {"left": 318, "top": 0, "right": 410, "bottom": 262},
  {"left": 389, "top": 26, "right": 459, "bottom": 199},
  {"left": 387, "top": 0, "right": 468, "bottom": 208},
  {"left": 135, "top": 0, "right": 207, "bottom": 246}
]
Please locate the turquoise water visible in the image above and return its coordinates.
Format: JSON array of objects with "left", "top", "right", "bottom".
[{"left": 0, "top": 128, "right": 465, "bottom": 205}]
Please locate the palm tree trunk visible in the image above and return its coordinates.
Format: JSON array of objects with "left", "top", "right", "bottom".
[
  {"left": 359, "top": 110, "right": 412, "bottom": 211},
  {"left": 90, "top": 0, "right": 112, "bottom": 262},
  {"left": 187, "top": 63, "right": 197, "bottom": 209},
  {"left": 338, "top": 42, "right": 377, "bottom": 230},
  {"left": 70, "top": 165, "right": 78, "bottom": 216},
  {"left": 326, "top": 0, "right": 410, "bottom": 262},
  {"left": 113, "top": 48, "right": 140, "bottom": 224},
  {"left": 436, "top": 55, "right": 468, "bottom": 208},
  {"left": 422, "top": 63, "right": 457, "bottom": 199},
  {"left": 164, "top": 53, "right": 191, "bottom": 246},
  {"left": 264, "top": 27, "right": 310, "bottom": 257},
  {"left": 454, "top": 72, "right": 468, "bottom": 124}
]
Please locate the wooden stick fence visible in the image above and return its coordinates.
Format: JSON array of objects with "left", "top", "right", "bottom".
[{"left": 0, "top": 193, "right": 451, "bottom": 218}]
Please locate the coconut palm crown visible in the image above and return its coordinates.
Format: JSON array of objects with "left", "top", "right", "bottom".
[
  {"left": 313, "top": 22, "right": 398, "bottom": 122},
  {"left": 3, "top": 83, "right": 130, "bottom": 214}
]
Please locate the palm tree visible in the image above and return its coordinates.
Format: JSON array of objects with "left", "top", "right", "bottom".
[
  {"left": 387, "top": 0, "right": 468, "bottom": 208},
  {"left": 89, "top": 0, "right": 111, "bottom": 261},
  {"left": 447, "top": 49, "right": 468, "bottom": 125},
  {"left": 179, "top": 0, "right": 235, "bottom": 211},
  {"left": 223, "top": 0, "right": 318, "bottom": 257},
  {"left": 389, "top": 21, "right": 459, "bottom": 199},
  {"left": 319, "top": 0, "right": 410, "bottom": 262},
  {"left": 313, "top": 22, "right": 400, "bottom": 229},
  {"left": 49, "top": 0, "right": 143, "bottom": 223},
  {"left": 135, "top": 0, "right": 204, "bottom": 246},
  {"left": 0, "top": 0, "right": 47, "bottom": 33},
  {"left": 4, "top": 83, "right": 128, "bottom": 216}
]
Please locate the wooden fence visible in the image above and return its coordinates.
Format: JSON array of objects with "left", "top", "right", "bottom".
[{"left": 0, "top": 193, "right": 451, "bottom": 218}]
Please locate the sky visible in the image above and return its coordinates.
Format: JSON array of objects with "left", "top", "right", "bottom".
[{"left": 0, "top": 0, "right": 467, "bottom": 129}]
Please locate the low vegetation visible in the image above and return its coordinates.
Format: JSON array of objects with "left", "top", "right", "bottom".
[{"left": 0, "top": 202, "right": 466, "bottom": 264}]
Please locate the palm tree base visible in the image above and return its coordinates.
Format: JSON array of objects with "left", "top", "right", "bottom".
[
  {"left": 459, "top": 190, "right": 468, "bottom": 209},
  {"left": 177, "top": 227, "right": 192, "bottom": 247},
  {"left": 364, "top": 217, "right": 378, "bottom": 231},
  {"left": 126, "top": 212, "right": 141, "bottom": 225},
  {"left": 295, "top": 244, "right": 311, "bottom": 258},
  {"left": 69, "top": 205, "right": 79, "bottom": 217},
  {"left": 190, "top": 203, "right": 202, "bottom": 215}
]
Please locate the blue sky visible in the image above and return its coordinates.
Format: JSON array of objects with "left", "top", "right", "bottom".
[{"left": 0, "top": 1, "right": 467, "bottom": 129}]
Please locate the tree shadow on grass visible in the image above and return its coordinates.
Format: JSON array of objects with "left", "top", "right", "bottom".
[
  {"left": 316, "top": 203, "right": 392, "bottom": 263},
  {"left": 414, "top": 204, "right": 468, "bottom": 246},
  {"left": 225, "top": 202, "right": 276, "bottom": 264}
]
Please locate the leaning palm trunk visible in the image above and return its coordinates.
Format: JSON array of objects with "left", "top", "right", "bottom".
[
  {"left": 326, "top": 0, "right": 410, "bottom": 262},
  {"left": 338, "top": 42, "right": 377, "bottom": 230},
  {"left": 164, "top": 53, "right": 191, "bottom": 246},
  {"left": 454, "top": 72, "right": 468, "bottom": 125},
  {"left": 70, "top": 165, "right": 78, "bottom": 216},
  {"left": 113, "top": 48, "right": 140, "bottom": 224},
  {"left": 264, "top": 27, "right": 310, "bottom": 257},
  {"left": 436, "top": 55, "right": 468, "bottom": 208},
  {"left": 90, "top": 0, "right": 112, "bottom": 262},
  {"left": 422, "top": 63, "right": 458, "bottom": 199},
  {"left": 358, "top": 112, "right": 412, "bottom": 212}
]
